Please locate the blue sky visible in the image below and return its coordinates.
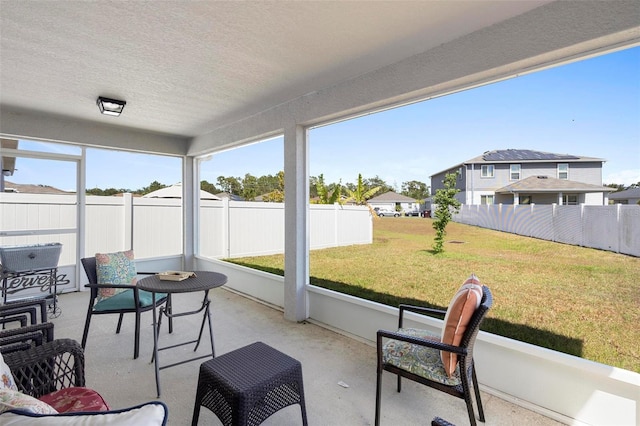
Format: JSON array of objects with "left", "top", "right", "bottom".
[{"left": 9, "top": 46, "right": 640, "bottom": 191}]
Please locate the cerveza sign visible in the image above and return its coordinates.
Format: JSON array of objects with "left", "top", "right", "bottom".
[{"left": 3, "top": 273, "right": 70, "bottom": 296}]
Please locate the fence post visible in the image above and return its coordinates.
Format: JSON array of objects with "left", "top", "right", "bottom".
[
  {"left": 222, "top": 197, "right": 230, "bottom": 258},
  {"left": 551, "top": 203, "right": 557, "bottom": 242},
  {"left": 616, "top": 203, "right": 622, "bottom": 254},
  {"left": 580, "top": 204, "right": 585, "bottom": 248},
  {"left": 123, "top": 193, "right": 133, "bottom": 250}
]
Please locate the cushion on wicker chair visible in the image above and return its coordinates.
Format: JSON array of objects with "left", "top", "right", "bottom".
[
  {"left": 0, "top": 352, "right": 18, "bottom": 391},
  {"left": 0, "top": 400, "right": 168, "bottom": 425},
  {"left": 39, "top": 387, "right": 110, "bottom": 413},
  {"left": 95, "top": 250, "right": 137, "bottom": 302},
  {"left": 382, "top": 327, "right": 462, "bottom": 386},
  {"left": 92, "top": 288, "right": 166, "bottom": 311},
  {"left": 0, "top": 388, "right": 58, "bottom": 414},
  {"left": 441, "top": 274, "right": 483, "bottom": 376}
]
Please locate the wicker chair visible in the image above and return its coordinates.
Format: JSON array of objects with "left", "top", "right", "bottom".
[
  {"left": 81, "top": 257, "right": 172, "bottom": 359},
  {"left": 0, "top": 321, "right": 54, "bottom": 354},
  {"left": 375, "top": 285, "right": 492, "bottom": 426},
  {"left": 0, "top": 298, "right": 48, "bottom": 328},
  {"left": 3, "top": 338, "right": 85, "bottom": 397}
]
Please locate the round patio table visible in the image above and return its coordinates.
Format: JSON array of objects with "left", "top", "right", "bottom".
[{"left": 138, "top": 271, "right": 227, "bottom": 397}]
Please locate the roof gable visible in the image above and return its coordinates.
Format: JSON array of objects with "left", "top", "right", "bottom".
[
  {"left": 368, "top": 191, "right": 417, "bottom": 203},
  {"left": 495, "top": 175, "right": 612, "bottom": 193},
  {"left": 465, "top": 149, "right": 604, "bottom": 164}
]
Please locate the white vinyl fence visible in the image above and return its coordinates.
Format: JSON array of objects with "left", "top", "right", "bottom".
[
  {"left": 452, "top": 203, "right": 640, "bottom": 257},
  {"left": 0, "top": 194, "right": 373, "bottom": 267}
]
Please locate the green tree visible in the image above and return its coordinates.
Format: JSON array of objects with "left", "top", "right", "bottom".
[
  {"left": 137, "top": 180, "right": 167, "bottom": 195},
  {"left": 216, "top": 176, "right": 242, "bottom": 195},
  {"left": 312, "top": 174, "right": 342, "bottom": 204},
  {"left": 604, "top": 183, "right": 625, "bottom": 192},
  {"left": 432, "top": 172, "right": 461, "bottom": 253},
  {"left": 363, "top": 175, "right": 394, "bottom": 194},
  {"left": 242, "top": 173, "right": 258, "bottom": 201},
  {"left": 262, "top": 171, "right": 285, "bottom": 202},
  {"left": 200, "top": 180, "right": 219, "bottom": 195},
  {"left": 401, "top": 180, "right": 429, "bottom": 200}
]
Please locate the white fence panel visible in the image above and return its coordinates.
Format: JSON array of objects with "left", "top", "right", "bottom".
[
  {"left": 3, "top": 195, "right": 373, "bottom": 263},
  {"left": 85, "top": 196, "right": 126, "bottom": 256},
  {"left": 529, "top": 204, "right": 554, "bottom": 241},
  {"left": 199, "top": 201, "right": 225, "bottom": 259},
  {"left": 229, "top": 201, "right": 285, "bottom": 258},
  {"left": 452, "top": 203, "right": 639, "bottom": 257},
  {"left": 310, "top": 204, "right": 338, "bottom": 249},
  {"left": 133, "top": 199, "right": 183, "bottom": 258},
  {"left": 583, "top": 206, "right": 618, "bottom": 253},
  {"left": 619, "top": 205, "right": 640, "bottom": 256},
  {"left": 554, "top": 205, "right": 582, "bottom": 246},
  {"left": 336, "top": 205, "right": 373, "bottom": 247}
]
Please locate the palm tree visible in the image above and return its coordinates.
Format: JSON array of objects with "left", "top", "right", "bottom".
[
  {"left": 345, "top": 174, "right": 382, "bottom": 215},
  {"left": 312, "top": 174, "right": 342, "bottom": 204}
]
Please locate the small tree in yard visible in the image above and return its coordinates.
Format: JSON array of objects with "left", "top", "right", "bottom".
[{"left": 432, "top": 172, "right": 461, "bottom": 253}]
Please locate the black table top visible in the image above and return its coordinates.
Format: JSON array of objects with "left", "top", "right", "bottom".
[{"left": 137, "top": 271, "right": 227, "bottom": 294}]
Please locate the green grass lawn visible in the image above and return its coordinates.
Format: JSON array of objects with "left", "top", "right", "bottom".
[{"left": 225, "top": 217, "right": 640, "bottom": 372}]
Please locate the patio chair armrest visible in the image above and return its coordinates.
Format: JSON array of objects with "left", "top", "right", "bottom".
[
  {"left": 3, "top": 338, "right": 86, "bottom": 397},
  {"left": 377, "top": 329, "right": 467, "bottom": 356},
  {"left": 0, "top": 322, "right": 54, "bottom": 351},
  {"left": 0, "top": 298, "right": 48, "bottom": 323},
  {"left": 398, "top": 304, "right": 447, "bottom": 328},
  {"left": 84, "top": 283, "right": 137, "bottom": 290}
]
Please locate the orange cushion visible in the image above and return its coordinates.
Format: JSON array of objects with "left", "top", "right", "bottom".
[
  {"left": 39, "top": 387, "right": 110, "bottom": 413},
  {"left": 440, "top": 275, "right": 483, "bottom": 376}
]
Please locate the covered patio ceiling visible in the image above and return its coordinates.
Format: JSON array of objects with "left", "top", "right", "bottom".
[{"left": 1, "top": 1, "right": 638, "bottom": 156}]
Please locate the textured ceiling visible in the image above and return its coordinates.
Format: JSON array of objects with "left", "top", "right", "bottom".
[{"left": 0, "top": 1, "right": 550, "bottom": 138}]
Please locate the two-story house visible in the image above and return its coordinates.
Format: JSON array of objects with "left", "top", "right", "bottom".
[{"left": 430, "top": 149, "right": 612, "bottom": 205}]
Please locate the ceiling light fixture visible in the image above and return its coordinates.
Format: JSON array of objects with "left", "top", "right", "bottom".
[{"left": 96, "top": 96, "right": 126, "bottom": 116}]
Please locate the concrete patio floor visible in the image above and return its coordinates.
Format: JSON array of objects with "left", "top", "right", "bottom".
[{"left": 48, "top": 288, "right": 563, "bottom": 425}]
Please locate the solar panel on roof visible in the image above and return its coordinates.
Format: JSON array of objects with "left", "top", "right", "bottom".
[{"left": 482, "top": 149, "right": 579, "bottom": 161}]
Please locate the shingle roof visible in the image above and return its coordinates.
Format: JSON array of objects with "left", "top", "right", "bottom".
[
  {"left": 3, "top": 181, "right": 72, "bottom": 194},
  {"left": 463, "top": 149, "right": 604, "bottom": 164},
  {"left": 368, "top": 191, "right": 416, "bottom": 203},
  {"left": 430, "top": 149, "right": 605, "bottom": 178},
  {"left": 608, "top": 188, "right": 640, "bottom": 200},
  {"left": 494, "top": 176, "right": 613, "bottom": 193}
]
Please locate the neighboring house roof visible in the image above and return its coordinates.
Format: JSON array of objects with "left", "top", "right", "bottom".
[
  {"left": 143, "top": 183, "right": 220, "bottom": 200},
  {"left": 3, "top": 181, "right": 72, "bottom": 194},
  {"left": 216, "top": 192, "right": 244, "bottom": 201},
  {"left": 431, "top": 149, "right": 605, "bottom": 177},
  {"left": 368, "top": 191, "right": 416, "bottom": 203},
  {"left": 494, "top": 176, "right": 613, "bottom": 194},
  {"left": 608, "top": 188, "right": 640, "bottom": 200}
]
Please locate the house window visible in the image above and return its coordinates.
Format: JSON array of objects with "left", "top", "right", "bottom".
[
  {"left": 558, "top": 163, "right": 569, "bottom": 180},
  {"left": 481, "top": 165, "right": 494, "bottom": 178},
  {"left": 563, "top": 194, "right": 578, "bottom": 205},
  {"left": 510, "top": 164, "right": 521, "bottom": 180},
  {"left": 480, "top": 195, "right": 494, "bottom": 205}
]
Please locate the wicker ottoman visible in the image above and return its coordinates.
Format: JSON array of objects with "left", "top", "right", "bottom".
[{"left": 192, "top": 341, "right": 308, "bottom": 426}]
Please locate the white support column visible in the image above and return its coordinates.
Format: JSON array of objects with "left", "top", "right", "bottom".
[
  {"left": 183, "top": 156, "right": 195, "bottom": 270},
  {"left": 283, "top": 125, "right": 308, "bottom": 322}
]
